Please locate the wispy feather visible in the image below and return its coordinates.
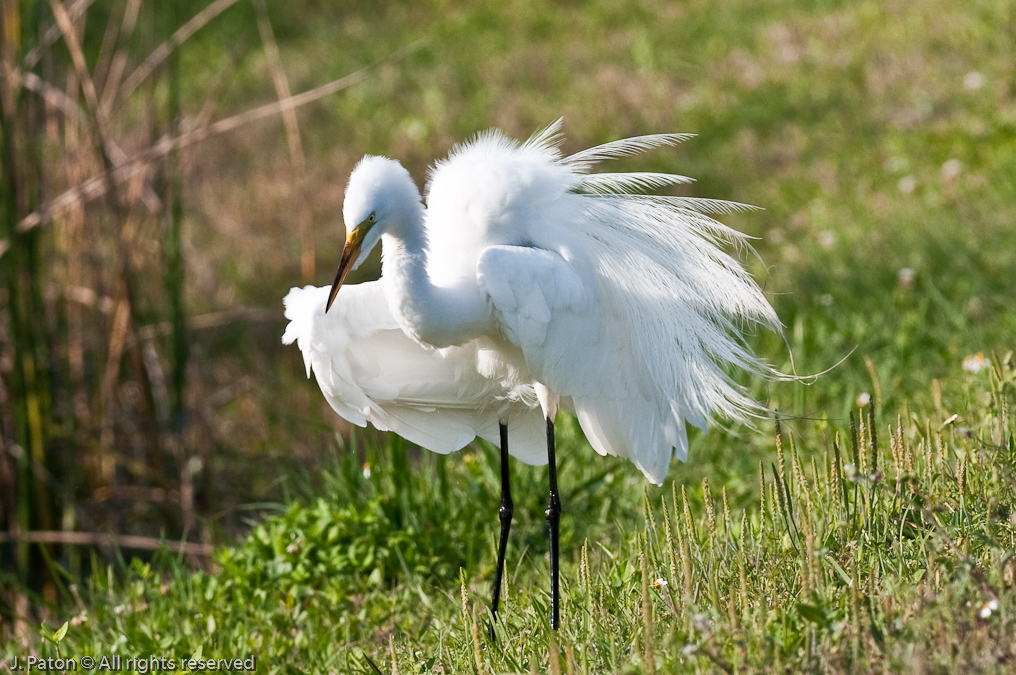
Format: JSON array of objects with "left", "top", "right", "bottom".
[{"left": 563, "top": 133, "right": 695, "bottom": 172}]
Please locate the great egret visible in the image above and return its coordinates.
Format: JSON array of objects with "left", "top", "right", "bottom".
[{"left": 300, "top": 119, "right": 780, "bottom": 630}]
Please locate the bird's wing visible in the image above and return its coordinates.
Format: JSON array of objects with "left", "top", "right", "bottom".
[
  {"left": 477, "top": 245, "right": 693, "bottom": 483},
  {"left": 472, "top": 128, "right": 782, "bottom": 484},
  {"left": 282, "top": 281, "right": 545, "bottom": 459}
]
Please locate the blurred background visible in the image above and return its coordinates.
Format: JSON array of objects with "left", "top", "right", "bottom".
[{"left": 1, "top": 0, "right": 1013, "bottom": 619}]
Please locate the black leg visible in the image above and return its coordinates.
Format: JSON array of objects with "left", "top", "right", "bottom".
[
  {"left": 545, "top": 416, "right": 562, "bottom": 630},
  {"left": 489, "top": 423, "right": 513, "bottom": 639}
]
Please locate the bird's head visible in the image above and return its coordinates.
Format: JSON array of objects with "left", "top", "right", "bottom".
[{"left": 327, "top": 156, "right": 420, "bottom": 312}]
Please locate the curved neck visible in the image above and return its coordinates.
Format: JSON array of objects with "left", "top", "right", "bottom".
[{"left": 381, "top": 216, "right": 490, "bottom": 349}]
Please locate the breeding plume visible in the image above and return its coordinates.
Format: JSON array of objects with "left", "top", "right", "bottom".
[{"left": 285, "top": 120, "right": 780, "bottom": 630}]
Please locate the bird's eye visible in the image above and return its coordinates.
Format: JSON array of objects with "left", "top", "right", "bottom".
[{"left": 368, "top": 213, "right": 376, "bottom": 223}]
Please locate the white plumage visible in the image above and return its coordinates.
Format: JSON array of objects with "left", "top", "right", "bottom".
[
  {"left": 282, "top": 281, "right": 548, "bottom": 464},
  {"left": 286, "top": 119, "right": 781, "bottom": 630}
]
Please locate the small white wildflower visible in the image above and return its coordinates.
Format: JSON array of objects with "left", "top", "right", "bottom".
[
  {"left": 820, "top": 294, "right": 834, "bottom": 307},
  {"left": 979, "top": 604, "right": 992, "bottom": 619},
  {"left": 963, "top": 71, "right": 984, "bottom": 91},
  {"left": 362, "top": 462, "right": 371, "bottom": 479},
  {"left": 962, "top": 353, "right": 988, "bottom": 373},
  {"left": 898, "top": 176, "right": 916, "bottom": 195},
  {"left": 857, "top": 392, "right": 871, "bottom": 408},
  {"left": 897, "top": 268, "right": 915, "bottom": 290},
  {"left": 817, "top": 230, "right": 837, "bottom": 249},
  {"left": 653, "top": 577, "right": 668, "bottom": 588},
  {"left": 941, "top": 159, "right": 962, "bottom": 182}
]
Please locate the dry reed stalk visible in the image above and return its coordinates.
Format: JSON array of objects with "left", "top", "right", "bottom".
[
  {"left": 97, "top": 166, "right": 153, "bottom": 484},
  {"left": 118, "top": 0, "right": 243, "bottom": 105},
  {"left": 0, "top": 529, "right": 212, "bottom": 555},
  {"left": 24, "top": 0, "right": 95, "bottom": 68},
  {"left": 4, "top": 65, "right": 89, "bottom": 123},
  {"left": 252, "top": 0, "right": 315, "bottom": 282},
  {"left": 7, "top": 39, "right": 424, "bottom": 241},
  {"left": 60, "top": 118, "right": 91, "bottom": 430},
  {"left": 96, "top": 0, "right": 142, "bottom": 112},
  {"left": 47, "top": 0, "right": 101, "bottom": 115}
]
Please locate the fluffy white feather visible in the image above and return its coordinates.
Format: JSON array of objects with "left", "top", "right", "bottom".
[
  {"left": 306, "top": 121, "right": 782, "bottom": 485},
  {"left": 282, "top": 281, "right": 547, "bottom": 463}
]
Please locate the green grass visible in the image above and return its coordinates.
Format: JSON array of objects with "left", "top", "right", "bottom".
[
  {"left": 5, "top": 0, "right": 1016, "bottom": 671},
  {"left": 7, "top": 364, "right": 1016, "bottom": 672}
]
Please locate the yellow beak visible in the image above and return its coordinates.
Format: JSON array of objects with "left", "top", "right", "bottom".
[{"left": 325, "top": 226, "right": 366, "bottom": 312}]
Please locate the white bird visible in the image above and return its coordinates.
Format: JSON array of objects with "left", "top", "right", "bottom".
[{"left": 294, "top": 119, "right": 781, "bottom": 630}]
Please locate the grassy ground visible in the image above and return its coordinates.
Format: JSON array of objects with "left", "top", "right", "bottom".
[
  {"left": 4, "top": 0, "right": 1016, "bottom": 671},
  {"left": 8, "top": 373, "right": 1016, "bottom": 673}
]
